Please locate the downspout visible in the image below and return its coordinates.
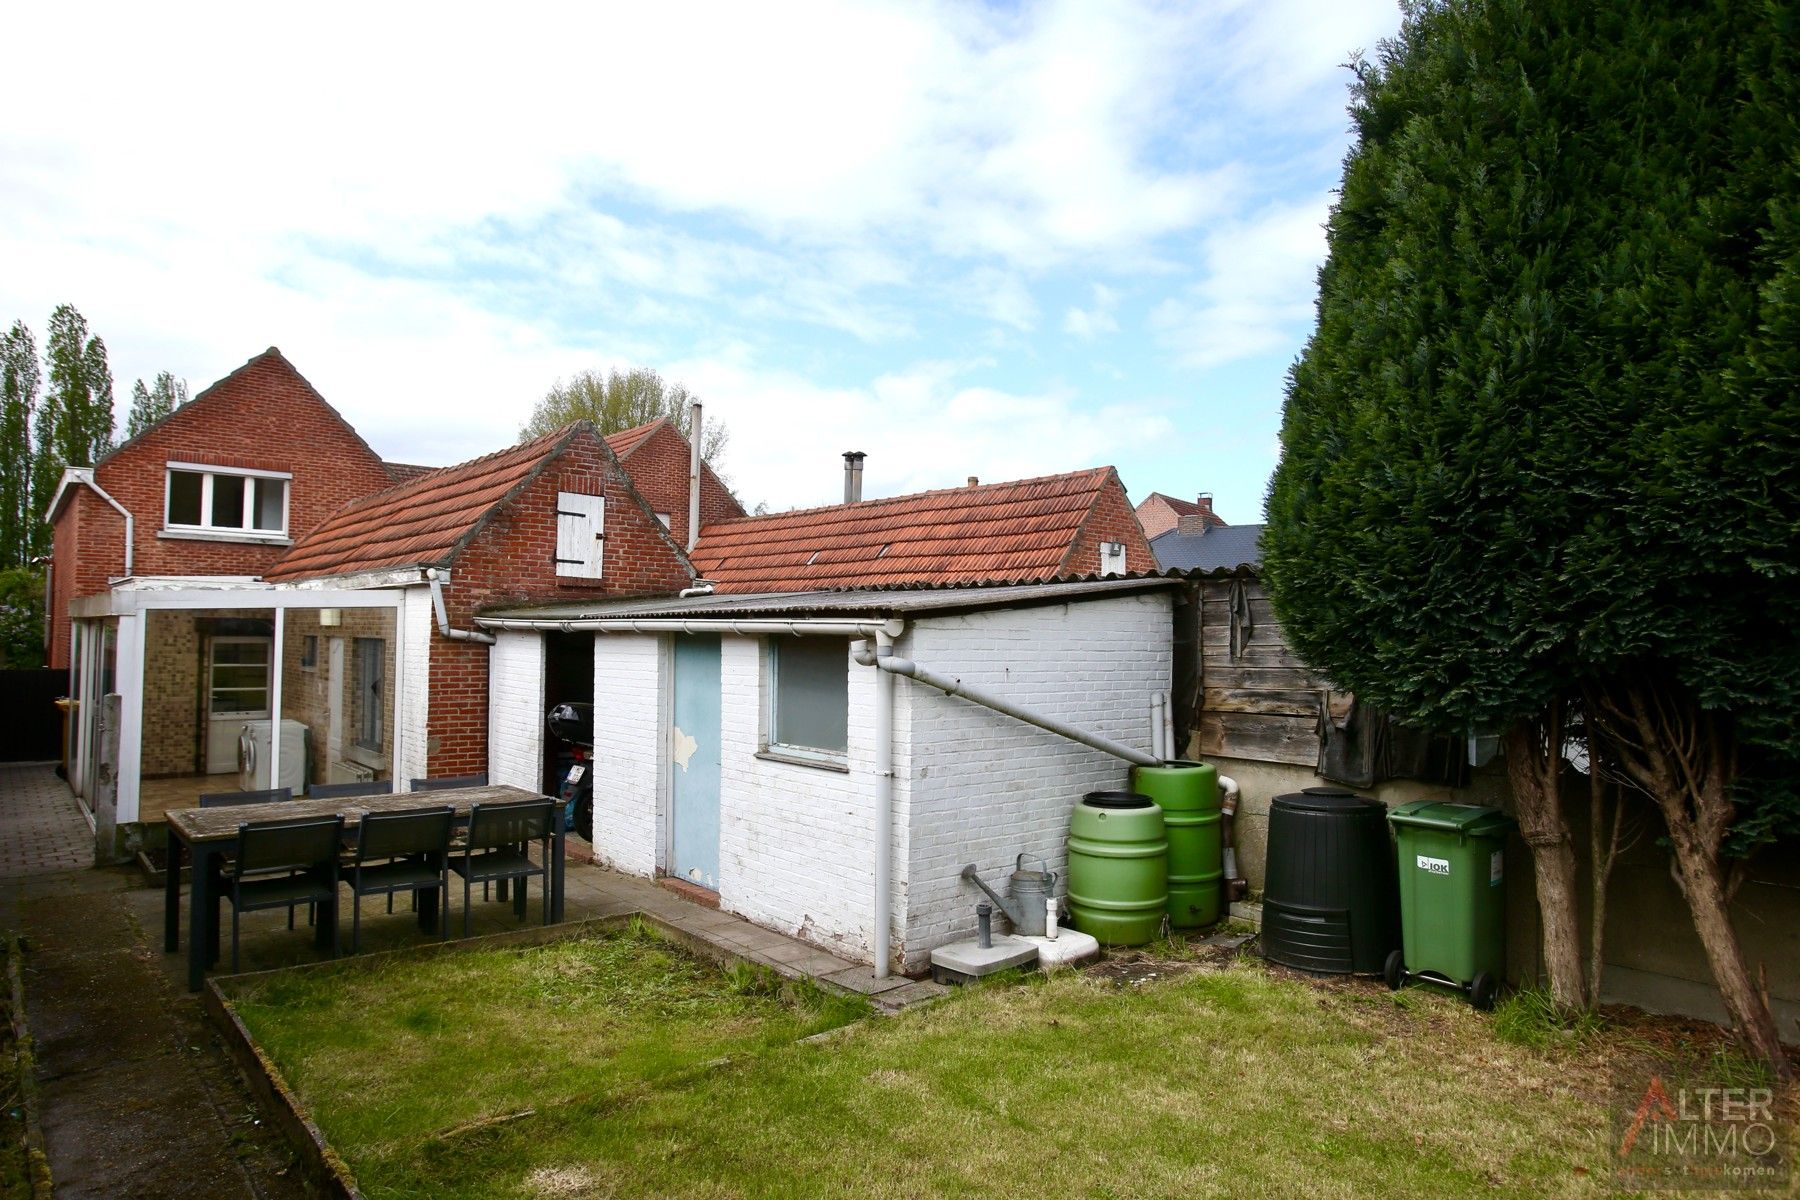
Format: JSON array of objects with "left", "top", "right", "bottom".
[
  {"left": 686, "top": 402, "right": 702, "bottom": 552},
  {"left": 851, "top": 631, "right": 897, "bottom": 978},
  {"left": 426, "top": 569, "right": 497, "bottom": 645}
]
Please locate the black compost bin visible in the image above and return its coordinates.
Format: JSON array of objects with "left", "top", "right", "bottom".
[{"left": 1261, "top": 787, "right": 1400, "bottom": 974}]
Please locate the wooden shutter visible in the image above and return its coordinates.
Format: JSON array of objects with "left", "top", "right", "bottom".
[{"left": 555, "top": 492, "right": 606, "bottom": 579}]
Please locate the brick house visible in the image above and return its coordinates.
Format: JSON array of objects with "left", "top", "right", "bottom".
[
  {"left": 474, "top": 465, "right": 1172, "bottom": 974},
  {"left": 46, "top": 348, "right": 711, "bottom": 841},
  {"left": 1133, "top": 491, "right": 1227, "bottom": 540}
]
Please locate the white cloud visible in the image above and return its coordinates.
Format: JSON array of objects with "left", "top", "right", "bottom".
[
  {"left": 1150, "top": 200, "right": 1330, "bottom": 369},
  {"left": 0, "top": 0, "right": 1405, "bottom": 521},
  {"left": 1062, "top": 283, "right": 1121, "bottom": 339}
]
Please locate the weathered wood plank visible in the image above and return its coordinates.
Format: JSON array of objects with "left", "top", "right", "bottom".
[
  {"left": 1198, "top": 711, "right": 1320, "bottom": 766},
  {"left": 1197, "top": 663, "right": 1326, "bottom": 693},
  {"left": 1202, "top": 687, "right": 1321, "bottom": 717},
  {"left": 1198, "top": 637, "right": 1311, "bottom": 670},
  {"left": 1198, "top": 620, "right": 1295, "bottom": 652}
]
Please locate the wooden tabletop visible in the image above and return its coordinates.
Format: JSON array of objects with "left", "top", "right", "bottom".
[{"left": 164, "top": 785, "right": 552, "bottom": 842}]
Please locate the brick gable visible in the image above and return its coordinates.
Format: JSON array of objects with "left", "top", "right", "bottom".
[{"left": 604, "top": 418, "right": 744, "bottom": 550}]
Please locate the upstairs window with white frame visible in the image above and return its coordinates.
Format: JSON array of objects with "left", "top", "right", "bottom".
[{"left": 165, "top": 464, "right": 290, "bottom": 539}]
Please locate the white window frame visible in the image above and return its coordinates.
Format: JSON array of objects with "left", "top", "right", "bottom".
[
  {"left": 1099, "top": 540, "right": 1127, "bottom": 577},
  {"left": 763, "top": 637, "right": 850, "bottom": 767},
  {"left": 163, "top": 462, "right": 292, "bottom": 542}
]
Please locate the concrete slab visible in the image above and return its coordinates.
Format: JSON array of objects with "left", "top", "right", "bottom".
[
  {"left": 929, "top": 935, "right": 1039, "bottom": 984},
  {"left": 820, "top": 966, "right": 914, "bottom": 996},
  {"left": 1021, "top": 930, "right": 1101, "bottom": 971},
  {"left": 870, "top": 980, "right": 952, "bottom": 1012}
]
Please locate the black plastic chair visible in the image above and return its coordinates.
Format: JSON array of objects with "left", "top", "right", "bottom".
[
  {"left": 199, "top": 787, "right": 293, "bottom": 807},
  {"left": 449, "top": 800, "right": 555, "bottom": 936},
  {"left": 410, "top": 774, "right": 487, "bottom": 793},
  {"left": 308, "top": 779, "right": 394, "bottom": 800},
  {"left": 343, "top": 806, "right": 455, "bottom": 952},
  {"left": 200, "top": 788, "right": 306, "bottom": 925},
  {"left": 226, "top": 815, "right": 345, "bottom": 972}
]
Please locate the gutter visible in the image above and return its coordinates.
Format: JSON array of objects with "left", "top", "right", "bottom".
[
  {"left": 475, "top": 615, "right": 901, "bottom": 638},
  {"left": 426, "top": 569, "right": 497, "bottom": 644}
]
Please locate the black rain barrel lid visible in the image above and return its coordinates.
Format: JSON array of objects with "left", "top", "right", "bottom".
[
  {"left": 1083, "top": 790, "right": 1156, "bottom": 810},
  {"left": 1272, "top": 786, "right": 1381, "bottom": 813}
]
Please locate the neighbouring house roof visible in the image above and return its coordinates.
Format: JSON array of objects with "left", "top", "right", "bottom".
[
  {"left": 603, "top": 418, "right": 666, "bottom": 459},
  {"left": 1142, "top": 492, "right": 1208, "bottom": 517},
  {"left": 478, "top": 574, "right": 1182, "bottom": 626},
  {"left": 1149, "top": 523, "right": 1265, "bottom": 572},
  {"left": 265, "top": 426, "right": 581, "bottom": 582},
  {"left": 383, "top": 461, "right": 437, "bottom": 484},
  {"left": 689, "top": 467, "right": 1124, "bottom": 591}
]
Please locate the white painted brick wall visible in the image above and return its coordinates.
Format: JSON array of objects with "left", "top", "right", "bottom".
[
  {"left": 713, "top": 636, "right": 912, "bottom": 964},
  {"left": 396, "top": 587, "right": 432, "bottom": 786},
  {"left": 486, "top": 631, "right": 543, "bottom": 790},
  {"left": 899, "top": 592, "right": 1170, "bottom": 970},
  {"left": 589, "top": 634, "right": 664, "bottom": 875},
  {"left": 560, "top": 594, "right": 1166, "bottom": 973}
]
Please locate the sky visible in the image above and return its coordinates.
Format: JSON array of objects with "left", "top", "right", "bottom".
[{"left": 0, "top": 1, "right": 1405, "bottom": 523}]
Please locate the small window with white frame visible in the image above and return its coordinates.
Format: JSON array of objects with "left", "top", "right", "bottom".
[
  {"left": 164, "top": 463, "right": 290, "bottom": 539},
  {"left": 765, "top": 637, "right": 849, "bottom": 764}
]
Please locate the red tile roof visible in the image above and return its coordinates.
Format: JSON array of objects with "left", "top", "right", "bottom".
[
  {"left": 1141, "top": 492, "right": 1205, "bottom": 516},
  {"left": 266, "top": 427, "right": 576, "bottom": 581},
  {"left": 689, "top": 467, "right": 1118, "bottom": 592},
  {"left": 603, "top": 418, "right": 667, "bottom": 460},
  {"left": 383, "top": 461, "right": 437, "bottom": 484}
]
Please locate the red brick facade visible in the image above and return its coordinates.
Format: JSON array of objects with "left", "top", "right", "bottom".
[
  {"left": 1064, "top": 469, "right": 1157, "bottom": 577},
  {"left": 610, "top": 420, "right": 743, "bottom": 551},
  {"left": 46, "top": 349, "right": 395, "bottom": 666},
  {"left": 422, "top": 429, "right": 695, "bottom": 776},
  {"left": 1134, "top": 492, "right": 1226, "bottom": 540}
]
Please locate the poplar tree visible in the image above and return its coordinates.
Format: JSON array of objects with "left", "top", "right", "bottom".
[
  {"left": 32, "top": 305, "right": 114, "bottom": 555},
  {"left": 125, "top": 371, "right": 188, "bottom": 439},
  {"left": 0, "top": 322, "right": 39, "bottom": 569},
  {"left": 1264, "top": 0, "right": 1797, "bottom": 1075}
]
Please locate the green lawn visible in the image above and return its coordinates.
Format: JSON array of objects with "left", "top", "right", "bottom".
[{"left": 229, "top": 926, "right": 1691, "bottom": 1200}]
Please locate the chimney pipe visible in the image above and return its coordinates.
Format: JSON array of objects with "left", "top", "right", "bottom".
[
  {"left": 687, "top": 402, "right": 703, "bottom": 552},
  {"left": 967, "top": 476, "right": 979, "bottom": 488},
  {"left": 843, "top": 451, "right": 865, "bottom": 503}
]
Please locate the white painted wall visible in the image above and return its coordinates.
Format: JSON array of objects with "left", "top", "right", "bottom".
[
  {"left": 556, "top": 591, "right": 1168, "bottom": 972},
  {"left": 589, "top": 633, "right": 664, "bottom": 874},
  {"left": 486, "top": 631, "right": 543, "bottom": 790},
  {"left": 712, "top": 635, "right": 914, "bottom": 964},
  {"left": 396, "top": 588, "right": 432, "bottom": 786},
  {"left": 899, "top": 592, "right": 1170, "bottom": 969}
]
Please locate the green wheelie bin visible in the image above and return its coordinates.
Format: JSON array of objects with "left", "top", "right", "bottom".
[{"left": 1385, "top": 801, "right": 1515, "bottom": 1010}]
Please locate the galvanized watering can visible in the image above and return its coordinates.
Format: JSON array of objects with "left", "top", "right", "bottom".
[{"left": 960, "top": 854, "right": 1058, "bottom": 937}]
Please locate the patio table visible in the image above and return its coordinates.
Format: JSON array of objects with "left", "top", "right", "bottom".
[{"left": 161, "top": 784, "right": 566, "bottom": 991}]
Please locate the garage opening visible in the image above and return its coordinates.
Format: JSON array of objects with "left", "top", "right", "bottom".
[{"left": 542, "top": 631, "right": 595, "bottom": 797}]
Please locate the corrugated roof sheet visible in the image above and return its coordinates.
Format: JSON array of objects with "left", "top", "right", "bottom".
[
  {"left": 1149, "top": 523, "right": 1265, "bottom": 572},
  {"left": 478, "top": 574, "right": 1181, "bottom": 624},
  {"left": 689, "top": 467, "right": 1115, "bottom": 592},
  {"left": 266, "top": 427, "right": 576, "bottom": 581},
  {"left": 603, "top": 418, "right": 666, "bottom": 460}
]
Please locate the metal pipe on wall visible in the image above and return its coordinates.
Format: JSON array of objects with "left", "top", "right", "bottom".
[{"left": 686, "top": 402, "right": 703, "bottom": 552}]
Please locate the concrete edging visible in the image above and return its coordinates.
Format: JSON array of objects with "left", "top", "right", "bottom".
[{"left": 5, "top": 937, "right": 55, "bottom": 1200}]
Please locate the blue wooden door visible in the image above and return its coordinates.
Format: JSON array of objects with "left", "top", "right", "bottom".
[{"left": 670, "top": 636, "right": 722, "bottom": 890}]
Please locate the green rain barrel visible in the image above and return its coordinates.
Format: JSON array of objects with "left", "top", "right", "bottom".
[
  {"left": 1067, "top": 791, "right": 1168, "bottom": 946},
  {"left": 1130, "top": 760, "right": 1222, "bottom": 928}
]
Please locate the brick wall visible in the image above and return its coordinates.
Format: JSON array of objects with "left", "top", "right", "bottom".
[
  {"left": 588, "top": 633, "right": 665, "bottom": 873},
  {"left": 141, "top": 610, "right": 204, "bottom": 776},
  {"left": 46, "top": 349, "right": 395, "bottom": 666},
  {"left": 487, "top": 631, "right": 544, "bottom": 790},
  {"left": 614, "top": 421, "right": 744, "bottom": 550},
  {"left": 899, "top": 592, "right": 1170, "bottom": 969},
  {"left": 573, "top": 592, "right": 1168, "bottom": 972},
  {"left": 1065, "top": 470, "right": 1158, "bottom": 577},
  {"left": 425, "top": 428, "right": 693, "bottom": 779}
]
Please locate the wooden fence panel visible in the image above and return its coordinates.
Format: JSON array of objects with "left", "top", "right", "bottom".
[{"left": 0, "top": 669, "right": 66, "bottom": 763}]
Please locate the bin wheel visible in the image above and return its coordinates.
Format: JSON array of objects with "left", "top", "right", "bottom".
[
  {"left": 1470, "top": 971, "right": 1498, "bottom": 1011},
  {"left": 1383, "top": 950, "right": 1406, "bottom": 991}
]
